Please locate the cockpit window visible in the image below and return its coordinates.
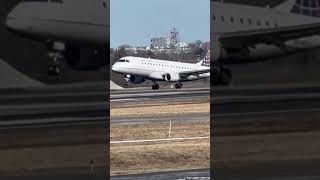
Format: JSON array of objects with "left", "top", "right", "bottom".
[
  {"left": 118, "top": 59, "right": 130, "bottom": 63},
  {"left": 49, "top": 0, "right": 64, "bottom": 3}
]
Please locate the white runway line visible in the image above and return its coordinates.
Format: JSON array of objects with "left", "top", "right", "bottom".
[{"left": 110, "top": 136, "right": 209, "bottom": 144}]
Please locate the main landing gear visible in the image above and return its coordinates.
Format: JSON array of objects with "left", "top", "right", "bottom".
[
  {"left": 152, "top": 83, "right": 160, "bottom": 90},
  {"left": 175, "top": 82, "right": 183, "bottom": 89},
  {"left": 47, "top": 42, "right": 65, "bottom": 76},
  {"left": 48, "top": 52, "right": 63, "bottom": 76},
  {"left": 211, "top": 65, "right": 232, "bottom": 86},
  {"left": 151, "top": 82, "right": 183, "bottom": 90}
]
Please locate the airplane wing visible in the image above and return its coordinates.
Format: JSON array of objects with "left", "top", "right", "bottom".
[
  {"left": 219, "top": 23, "right": 320, "bottom": 51},
  {"left": 179, "top": 69, "right": 210, "bottom": 77}
]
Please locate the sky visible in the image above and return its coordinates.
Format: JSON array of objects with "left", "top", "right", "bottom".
[{"left": 110, "top": 0, "right": 210, "bottom": 48}]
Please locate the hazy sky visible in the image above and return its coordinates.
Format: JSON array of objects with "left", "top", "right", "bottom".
[{"left": 110, "top": 0, "right": 210, "bottom": 48}]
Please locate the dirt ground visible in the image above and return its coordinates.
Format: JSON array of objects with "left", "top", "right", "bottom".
[
  {"left": 110, "top": 121, "right": 210, "bottom": 176},
  {"left": 111, "top": 122, "right": 209, "bottom": 141},
  {"left": 0, "top": 144, "right": 107, "bottom": 175},
  {"left": 213, "top": 131, "right": 320, "bottom": 167},
  {"left": 0, "top": 126, "right": 107, "bottom": 176},
  {"left": 111, "top": 103, "right": 210, "bottom": 116},
  {"left": 111, "top": 140, "right": 209, "bottom": 176}
]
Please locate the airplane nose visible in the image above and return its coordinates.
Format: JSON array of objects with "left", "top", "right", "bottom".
[
  {"left": 111, "top": 64, "right": 116, "bottom": 71},
  {"left": 111, "top": 63, "right": 120, "bottom": 72},
  {"left": 5, "top": 2, "right": 28, "bottom": 32},
  {"left": 6, "top": 10, "right": 16, "bottom": 31},
  {"left": 5, "top": 16, "right": 16, "bottom": 30}
]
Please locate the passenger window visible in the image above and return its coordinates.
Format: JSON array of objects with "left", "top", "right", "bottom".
[
  {"left": 265, "top": 21, "right": 270, "bottom": 26},
  {"left": 240, "top": 18, "right": 244, "bottom": 24},
  {"left": 221, "top": 16, "right": 225, "bottom": 22},
  {"left": 257, "top": 20, "right": 261, "bottom": 26},
  {"left": 248, "top": 18, "right": 252, "bottom": 25},
  {"left": 230, "top": 16, "right": 234, "bottom": 23}
]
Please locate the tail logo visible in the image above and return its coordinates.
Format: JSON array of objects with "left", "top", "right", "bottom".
[
  {"left": 291, "top": 0, "right": 320, "bottom": 17},
  {"left": 201, "top": 50, "right": 210, "bottom": 67}
]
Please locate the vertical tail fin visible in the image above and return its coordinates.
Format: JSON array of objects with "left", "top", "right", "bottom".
[
  {"left": 196, "top": 50, "right": 210, "bottom": 67},
  {"left": 274, "top": 0, "right": 296, "bottom": 12},
  {"left": 291, "top": 0, "right": 320, "bottom": 17},
  {"left": 275, "top": 0, "right": 320, "bottom": 17}
]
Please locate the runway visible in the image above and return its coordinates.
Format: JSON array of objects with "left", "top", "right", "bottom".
[
  {"left": 111, "top": 169, "right": 210, "bottom": 180},
  {"left": 0, "top": 83, "right": 108, "bottom": 177},
  {"left": 111, "top": 87, "right": 209, "bottom": 108},
  {"left": 0, "top": 84, "right": 107, "bottom": 129},
  {"left": 212, "top": 85, "right": 320, "bottom": 180}
]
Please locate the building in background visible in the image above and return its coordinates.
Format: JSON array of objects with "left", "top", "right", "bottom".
[{"left": 150, "top": 27, "right": 180, "bottom": 49}]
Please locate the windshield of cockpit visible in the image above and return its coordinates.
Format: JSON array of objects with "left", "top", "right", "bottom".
[{"left": 117, "top": 59, "right": 130, "bottom": 63}]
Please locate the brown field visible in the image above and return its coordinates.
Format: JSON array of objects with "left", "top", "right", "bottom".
[
  {"left": 111, "top": 103, "right": 210, "bottom": 117},
  {"left": 110, "top": 121, "right": 210, "bottom": 176}
]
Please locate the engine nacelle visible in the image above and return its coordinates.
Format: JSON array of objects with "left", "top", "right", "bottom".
[
  {"left": 162, "top": 73, "right": 180, "bottom": 82},
  {"left": 125, "top": 75, "right": 145, "bottom": 84}
]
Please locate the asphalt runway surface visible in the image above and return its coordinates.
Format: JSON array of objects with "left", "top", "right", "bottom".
[
  {"left": 111, "top": 169, "right": 210, "bottom": 180},
  {"left": 0, "top": 83, "right": 108, "bottom": 178},
  {"left": 0, "top": 83, "right": 107, "bottom": 129},
  {"left": 111, "top": 87, "right": 210, "bottom": 108},
  {"left": 212, "top": 85, "right": 320, "bottom": 180}
]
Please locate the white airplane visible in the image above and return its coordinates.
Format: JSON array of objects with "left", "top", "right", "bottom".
[
  {"left": 5, "top": 0, "right": 108, "bottom": 75},
  {"left": 111, "top": 53, "right": 210, "bottom": 90},
  {"left": 212, "top": 0, "right": 320, "bottom": 85}
]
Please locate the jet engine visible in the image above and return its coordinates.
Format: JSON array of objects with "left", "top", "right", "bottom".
[
  {"left": 163, "top": 73, "right": 180, "bottom": 82},
  {"left": 125, "top": 75, "right": 145, "bottom": 84}
]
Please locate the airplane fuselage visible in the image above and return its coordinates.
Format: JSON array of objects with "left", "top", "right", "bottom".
[
  {"left": 112, "top": 56, "right": 210, "bottom": 82},
  {"left": 211, "top": 2, "right": 320, "bottom": 63},
  {"left": 6, "top": 0, "right": 109, "bottom": 46}
]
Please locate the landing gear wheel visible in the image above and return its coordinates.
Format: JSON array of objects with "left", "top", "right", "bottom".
[
  {"left": 152, "top": 84, "right": 159, "bottom": 90},
  {"left": 175, "top": 82, "right": 183, "bottom": 89},
  {"left": 48, "top": 64, "right": 61, "bottom": 76},
  {"left": 211, "top": 66, "right": 221, "bottom": 85},
  {"left": 220, "top": 68, "right": 232, "bottom": 85},
  {"left": 48, "top": 51, "right": 63, "bottom": 76}
]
